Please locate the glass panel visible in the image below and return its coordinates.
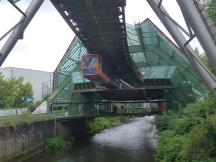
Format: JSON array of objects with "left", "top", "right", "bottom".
[{"left": 82, "top": 55, "right": 97, "bottom": 69}]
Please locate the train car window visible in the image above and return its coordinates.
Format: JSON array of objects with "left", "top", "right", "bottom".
[{"left": 82, "top": 55, "right": 97, "bottom": 68}]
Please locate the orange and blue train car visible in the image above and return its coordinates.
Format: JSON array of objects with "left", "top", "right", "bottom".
[{"left": 80, "top": 54, "right": 118, "bottom": 87}]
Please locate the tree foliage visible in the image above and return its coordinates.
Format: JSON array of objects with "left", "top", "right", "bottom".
[
  {"left": 200, "top": 0, "right": 216, "bottom": 76},
  {"left": 0, "top": 74, "right": 33, "bottom": 108},
  {"left": 201, "top": 55, "right": 216, "bottom": 76},
  {"left": 206, "top": 0, "right": 216, "bottom": 24}
]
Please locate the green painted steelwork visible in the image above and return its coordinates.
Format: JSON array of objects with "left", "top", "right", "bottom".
[
  {"left": 143, "top": 66, "right": 177, "bottom": 89},
  {"left": 48, "top": 18, "right": 207, "bottom": 116},
  {"left": 51, "top": 0, "right": 142, "bottom": 86},
  {"left": 127, "top": 19, "right": 206, "bottom": 102},
  {"left": 143, "top": 66, "right": 176, "bottom": 79},
  {"left": 53, "top": 38, "right": 86, "bottom": 90}
]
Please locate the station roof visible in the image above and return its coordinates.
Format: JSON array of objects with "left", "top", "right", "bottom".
[
  {"left": 143, "top": 66, "right": 176, "bottom": 79},
  {"left": 51, "top": 18, "right": 206, "bottom": 104}
]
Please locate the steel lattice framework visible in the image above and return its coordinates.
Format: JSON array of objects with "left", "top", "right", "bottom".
[{"left": 48, "top": 19, "right": 206, "bottom": 115}]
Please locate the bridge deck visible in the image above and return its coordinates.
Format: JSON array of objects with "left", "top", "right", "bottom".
[{"left": 75, "top": 88, "right": 165, "bottom": 101}]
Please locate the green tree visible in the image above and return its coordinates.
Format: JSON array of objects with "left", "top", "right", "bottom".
[
  {"left": 206, "top": 0, "right": 216, "bottom": 23},
  {"left": 199, "top": 0, "right": 216, "bottom": 76},
  {"left": 0, "top": 74, "right": 33, "bottom": 109},
  {"left": 201, "top": 55, "right": 216, "bottom": 76},
  {"left": 9, "top": 77, "right": 33, "bottom": 107},
  {"left": 0, "top": 74, "right": 11, "bottom": 108}
]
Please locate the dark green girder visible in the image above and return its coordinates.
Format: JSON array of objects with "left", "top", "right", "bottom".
[{"left": 51, "top": 0, "right": 142, "bottom": 86}]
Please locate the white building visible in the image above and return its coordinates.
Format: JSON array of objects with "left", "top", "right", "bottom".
[{"left": 0, "top": 67, "right": 53, "bottom": 102}]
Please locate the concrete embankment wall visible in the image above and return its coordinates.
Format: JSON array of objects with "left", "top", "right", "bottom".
[{"left": 0, "top": 118, "right": 89, "bottom": 162}]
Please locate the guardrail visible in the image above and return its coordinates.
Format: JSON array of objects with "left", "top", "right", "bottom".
[{"left": 0, "top": 108, "right": 28, "bottom": 116}]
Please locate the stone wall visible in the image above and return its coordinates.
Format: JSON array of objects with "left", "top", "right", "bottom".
[
  {"left": 56, "top": 118, "right": 89, "bottom": 139},
  {"left": 0, "top": 120, "right": 55, "bottom": 162},
  {"left": 0, "top": 118, "right": 89, "bottom": 162}
]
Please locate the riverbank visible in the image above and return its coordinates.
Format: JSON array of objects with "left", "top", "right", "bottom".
[{"left": 154, "top": 95, "right": 216, "bottom": 162}]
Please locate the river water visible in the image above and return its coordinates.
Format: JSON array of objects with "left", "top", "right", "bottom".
[{"left": 25, "top": 116, "right": 157, "bottom": 162}]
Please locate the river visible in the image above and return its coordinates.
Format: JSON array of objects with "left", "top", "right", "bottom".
[{"left": 24, "top": 116, "right": 157, "bottom": 162}]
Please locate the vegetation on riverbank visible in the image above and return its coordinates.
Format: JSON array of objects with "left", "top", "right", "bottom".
[
  {"left": 44, "top": 136, "right": 74, "bottom": 152},
  {"left": 155, "top": 95, "right": 216, "bottom": 162},
  {"left": 87, "top": 117, "right": 129, "bottom": 134}
]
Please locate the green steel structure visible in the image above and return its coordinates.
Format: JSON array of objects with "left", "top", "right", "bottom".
[
  {"left": 51, "top": 0, "right": 142, "bottom": 86},
  {"left": 48, "top": 18, "right": 206, "bottom": 116},
  {"left": 127, "top": 19, "right": 206, "bottom": 103}
]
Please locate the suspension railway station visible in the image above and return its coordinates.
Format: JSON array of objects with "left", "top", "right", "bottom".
[
  {"left": 47, "top": 0, "right": 209, "bottom": 117},
  {"left": 1, "top": 0, "right": 216, "bottom": 118}
]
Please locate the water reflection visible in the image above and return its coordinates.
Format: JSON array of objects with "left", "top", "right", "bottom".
[{"left": 24, "top": 116, "right": 156, "bottom": 162}]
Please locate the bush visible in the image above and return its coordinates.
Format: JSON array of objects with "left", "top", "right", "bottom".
[
  {"left": 155, "top": 111, "right": 174, "bottom": 132},
  {"left": 155, "top": 130, "right": 185, "bottom": 162},
  {"left": 44, "top": 137, "right": 71, "bottom": 152},
  {"left": 87, "top": 117, "right": 121, "bottom": 134},
  {"left": 155, "top": 95, "right": 216, "bottom": 162}
]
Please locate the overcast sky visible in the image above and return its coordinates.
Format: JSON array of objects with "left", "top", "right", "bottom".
[{"left": 0, "top": 0, "right": 203, "bottom": 72}]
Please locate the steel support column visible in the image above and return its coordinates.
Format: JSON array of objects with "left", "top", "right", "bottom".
[
  {"left": 0, "top": 0, "right": 44, "bottom": 66},
  {"left": 146, "top": 0, "right": 216, "bottom": 97},
  {"left": 176, "top": 0, "right": 216, "bottom": 72}
]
